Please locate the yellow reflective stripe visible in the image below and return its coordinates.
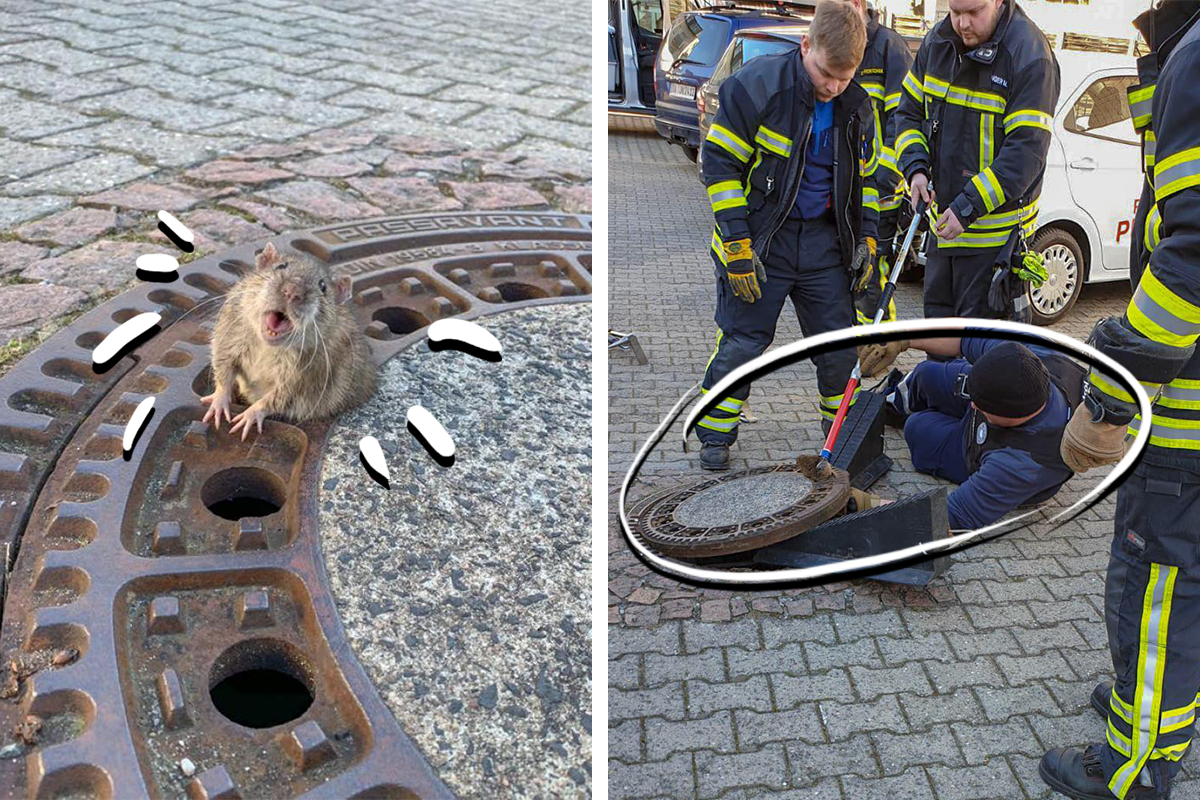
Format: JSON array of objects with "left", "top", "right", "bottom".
[
  {"left": 1144, "top": 202, "right": 1162, "bottom": 253},
  {"left": 896, "top": 128, "right": 927, "bottom": 159},
  {"left": 1111, "top": 563, "right": 1177, "bottom": 798},
  {"left": 923, "top": 73, "right": 948, "bottom": 99},
  {"left": 979, "top": 114, "right": 995, "bottom": 171},
  {"left": 1130, "top": 413, "right": 1200, "bottom": 449},
  {"left": 1144, "top": 130, "right": 1157, "bottom": 174},
  {"left": 864, "top": 135, "right": 879, "bottom": 176},
  {"left": 1153, "top": 741, "right": 1191, "bottom": 761},
  {"left": 1002, "top": 108, "right": 1053, "bottom": 134},
  {"left": 820, "top": 386, "right": 861, "bottom": 410},
  {"left": 697, "top": 415, "right": 738, "bottom": 432},
  {"left": 862, "top": 186, "right": 880, "bottom": 212},
  {"left": 755, "top": 124, "right": 793, "bottom": 157},
  {"left": 879, "top": 146, "right": 898, "bottom": 173},
  {"left": 1127, "top": 268, "right": 1200, "bottom": 348},
  {"left": 924, "top": 73, "right": 1006, "bottom": 113},
  {"left": 1160, "top": 702, "right": 1195, "bottom": 735},
  {"left": 711, "top": 230, "right": 727, "bottom": 265},
  {"left": 1158, "top": 377, "right": 1200, "bottom": 410},
  {"left": 704, "top": 330, "right": 724, "bottom": 373},
  {"left": 1129, "top": 83, "right": 1155, "bottom": 130},
  {"left": 700, "top": 387, "right": 744, "bottom": 415},
  {"left": 902, "top": 69, "right": 924, "bottom": 103},
  {"left": 1112, "top": 686, "right": 1134, "bottom": 725},
  {"left": 744, "top": 149, "right": 764, "bottom": 195},
  {"left": 884, "top": 91, "right": 901, "bottom": 112},
  {"left": 860, "top": 81, "right": 885, "bottom": 102},
  {"left": 708, "top": 180, "right": 747, "bottom": 212},
  {"left": 970, "top": 167, "right": 1005, "bottom": 213},
  {"left": 1109, "top": 718, "right": 1133, "bottom": 757},
  {"left": 1090, "top": 370, "right": 1135, "bottom": 405},
  {"left": 707, "top": 124, "right": 753, "bottom": 163},
  {"left": 970, "top": 199, "right": 1039, "bottom": 230},
  {"left": 1154, "top": 146, "right": 1200, "bottom": 202}
]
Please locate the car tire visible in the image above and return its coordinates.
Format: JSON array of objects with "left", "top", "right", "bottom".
[
  {"left": 1028, "top": 227, "right": 1085, "bottom": 326},
  {"left": 681, "top": 145, "right": 699, "bottom": 163}
]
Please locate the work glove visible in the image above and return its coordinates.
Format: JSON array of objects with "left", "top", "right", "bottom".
[
  {"left": 851, "top": 237, "right": 878, "bottom": 292},
  {"left": 847, "top": 487, "right": 887, "bottom": 514},
  {"left": 1060, "top": 401, "right": 1129, "bottom": 473},
  {"left": 721, "top": 238, "right": 765, "bottom": 303},
  {"left": 857, "top": 340, "right": 909, "bottom": 378}
]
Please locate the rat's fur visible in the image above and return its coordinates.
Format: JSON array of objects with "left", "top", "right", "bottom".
[{"left": 205, "top": 242, "right": 377, "bottom": 427}]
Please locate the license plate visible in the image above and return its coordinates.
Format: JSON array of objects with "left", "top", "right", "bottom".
[{"left": 668, "top": 82, "right": 696, "bottom": 100}]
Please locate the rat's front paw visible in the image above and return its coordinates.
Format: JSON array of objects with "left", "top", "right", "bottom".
[
  {"left": 201, "top": 390, "right": 233, "bottom": 430},
  {"left": 229, "top": 402, "right": 269, "bottom": 441}
]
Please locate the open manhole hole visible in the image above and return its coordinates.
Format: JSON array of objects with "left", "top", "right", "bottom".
[
  {"left": 371, "top": 306, "right": 430, "bottom": 336},
  {"left": 209, "top": 638, "right": 314, "bottom": 729},
  {"left": 0, "top": 210, "right": 590, "bottom": 799},
  {"left": 202, "top": 467, "right": 287, "bottom": 520}
]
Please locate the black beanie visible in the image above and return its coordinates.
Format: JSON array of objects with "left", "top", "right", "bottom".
[{"left": 966, "top": 342, "right": 1050, "bottom": 418}]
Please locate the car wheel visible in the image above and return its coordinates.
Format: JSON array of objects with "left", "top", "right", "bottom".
[
  {"left": 1028, "top": 227, "right": 1085, "bottom": 326},
  {"left": 681, "top": 145, "right": 698, "bottom": 163}
]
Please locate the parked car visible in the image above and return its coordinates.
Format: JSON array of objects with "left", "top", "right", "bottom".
[
  {"left": 696, "top": 40, "right": 1140, "bottom": 325},
  {"left": 609, "top": 0, "right": 664, "bottom": 115},
  {"left": 654, "top": 2, "right": 815, "bottom": 161}
]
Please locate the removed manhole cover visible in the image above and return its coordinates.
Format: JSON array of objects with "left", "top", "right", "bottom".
[{"left": 0, "top": 211, "right": 590, "bottom": 799}]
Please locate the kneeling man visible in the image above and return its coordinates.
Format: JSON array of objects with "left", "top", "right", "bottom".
[{"left": 863, "top": 337, "right": 1080, "bottom": 530}]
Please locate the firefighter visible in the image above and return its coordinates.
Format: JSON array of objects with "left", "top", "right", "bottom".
[
  {"left": 894, "top": 0, "right": 1060, "bottom": 319},
  {"left": 847, "top": 0, "right": 914, "bottom": 325},
  {"left": 865, "top": 337, "right": 1076, "bottom": 531},
  {"left": 696, "top": 0, "right": 880, "bottom": 470},
  {"left": 1039, "top": 2, "right": 1200, "bottom": 798}
]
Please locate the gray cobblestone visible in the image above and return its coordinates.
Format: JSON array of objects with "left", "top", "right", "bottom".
[
  {"left": 612, "top": 718, "right": 644, "bottom": 764},
  {"left": 951, "top": 717, "right": 1044, "bottom": 765},
  {"left": 646, "top": 649, "right": 726, "bottom": 686},
  {"left": 830, "top": 611, "right": 904, "bottom": 643},
  {"left": 872, "top": 724, "right": 963, "bottom": 774},
  {"left": 975, "top": 684, "right": 1061, "bottom": 723},
  {"left": 736, "top": 705, "right": 826, "bottom": 750},
  {"left": 805, "top": 638, "right": 880, "bottom": 672},
  {"left": 613, "top": 684, "right": 687, "bottom": 723},
  {"left": 688, "top": 677, "right": 773, "bottom": 719},
  {"left": 924, "top": 656, "right": 1005, "bottom": 693},
  {"left": 850, "top": 663, "right": 932, "bottom": 701},
  {"left": 695, "top": 745, "right": 789, "bottom": 799},
  {"left": 686, "top": 619, "right": 761, "bottom": 654},
  {"left": 774, "top": 670, "right": 856, "bottom": 708},
  {"left": 899, "top": 687, "right": 984, "bottom": 729},
  {"left": 947, "top": 629, "right": 1020, "bottom": 660},
  {"left": 646, "top": 712, "right": 736, "bottom": 762},
  {"left": 840, "top": 768, "right": 933, "bottom": 800},
  {"left": 611, "top": 752, "right": 695, "bottom": 800},
  {"left": 786, "top": 736, "right": 881, "bottom": 782},
  {"left": 727, "top": 642, "right": 806, "bottom": 679},
  {"left": 927, "top": 760, "right": 1025, "bottom": 800},
  {"left": 612, "top": 654, "right": 642, "bottom": 691},
  {"left": 996, "top": 652, "right": 1077, "bottom": 686},
  {"left": 821, "top": 694, "right": 908, "bottom": 741}
]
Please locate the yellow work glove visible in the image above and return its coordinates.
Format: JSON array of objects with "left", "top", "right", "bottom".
[
  {"left": 1060, "top": 402, "right": 1129, "bottom": 473},
  {"left": 857, "top": 340, "right": 910, "bottom": 378},
  {"left": 851, "top": 237, "right": 878, "bottom": 292},
  {"left": 721, "top": 238, "right": 764, "bottom": 303}
]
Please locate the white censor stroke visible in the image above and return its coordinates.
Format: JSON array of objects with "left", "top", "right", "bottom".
[
  {"left": 620, "top": 318, "right": 1153, "bottom": 586},
  {"left": 157, "top": 210, "right": 193, "bottom": 244},
  {"left": 407, "top": 405, "right": 455, "bottom": 460},
  {"left": 93, "top": 311, "right": 161, "bottom": 366},
  {"left": 123, "top": 396, "right": 155, "bottom": 455},
  {"left": 427, "top": 318, "right": 503, "bottom": 358},
  {"left": 136, "top": 253, "right": 179, "bottom": 274},
  {"left": 359, "top": 435, "right": 390, "bottom": 481}
]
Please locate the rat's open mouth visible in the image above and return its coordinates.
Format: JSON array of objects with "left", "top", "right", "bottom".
[{"left": 262, "top": 310, "right": 293, "bottom": 343}]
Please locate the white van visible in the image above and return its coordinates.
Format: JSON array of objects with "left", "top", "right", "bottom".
[{"left": 1028, "top": 50, "right": 1141, "bottom": 323}]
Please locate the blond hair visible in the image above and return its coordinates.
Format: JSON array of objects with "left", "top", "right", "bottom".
[{"left": 808, "top": 0, "right": 867, "bottom": 71}]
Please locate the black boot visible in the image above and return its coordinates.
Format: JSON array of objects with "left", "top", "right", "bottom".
[
  {"left": 1039, "top": 744, "right": 1168, "bottom": 799},
  {"left": 699, "top": 443, "right": 730, "bottom": 471},
  {"left": 1091, "top": 681, "right": 1113, "bottom": 718}
]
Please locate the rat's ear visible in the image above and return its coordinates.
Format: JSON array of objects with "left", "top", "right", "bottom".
[
  {"left": 334, "top": 275, "right": 352, "bottom": 305},
  {"left": 256, "top": 242, "right": 280, "bottom": 270}
]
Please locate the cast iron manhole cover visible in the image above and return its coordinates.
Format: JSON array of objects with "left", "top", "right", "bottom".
[
  {"left": 0, "top": 211, "right": 590, "bottom": 799},
  {"left": 629, "top": 459, "right": 850, "bottom": 558}
]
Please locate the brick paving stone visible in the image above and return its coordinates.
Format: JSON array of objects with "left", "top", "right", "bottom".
[
  {"left": 773, "top": 670, "right": 856, "bottom": 708},
  {"left": 344, "top": 176, "right": 463, "bottom": 214},
  {"left": 612, "top": 684, "right": 687, "bottom": 723},
  {"left": 763, "top": 615, "right": 835, "bottom": 648},
  {"left": 446, "top": 181, "right": 549, "bottom": 211},
  {"left": 0, "top": 240, "right": 47, "bottom": 276},
  {"left": 876, "top": 632, "right": 952, "bottom": 666},
  {"left": 727, "top": 642, "right": 806, "bottom": 679},
  {"left": 974, "top": 684, "right": 1061, "bottom": 723},
  {"left": 830, "top": 610, "right": 904, "bottom": 643},
  {"left": 626, "top": 605, "right": 663, "bottom": 628},
  {"left": 996, "top": 652, "right": 1077, "bottom": 686},
  {"left": 646, "top": 711, "right": 736, "bottom": 762},
  {"left": 610, "top": 752, "right": 694, "bottom": 800},
  {"left": 645, "top": 649, "right": 725, "bottom": 686},
  {"left": 80, "top": 181, "right": 204, "bottom": 212},
  {"left": 899, "top": 687, "right": 984, "bottom": 729},
  {"left": 927, "top": 759, "right": 1025, "bottom": 800},
  {"left": 279, "top": 153, "right": 374, "bottom": 179},
  {"left": 1013, "top": 621, "right": 1088, "bottom": 655},
  {"left": 382, "top": 153, "right": 466, "bottom": 175},
  {"left": 839, "top": 768, "right": 934, "bottom": 800},
  {"left": 805, "top": 638, "right": 881, "bottom": 672},
  {"left": 946, "top": 628, "right": 1021, "bottom": 660},
  {"left": 821, "top": 694, "right": 909, "bottom": 741},
  {"left": 736, "top": 706, "right": 825, "bottom": 750},
  {"left": 612, "top": 654, "right": 642, "bottom": 691},
  {"left": 850, "top": 663, "right": 932, "bottom": 701},
  {"left": 0, "top": 283, "right": 88, "bottom": 340},
  {"left": 687, "top": 676, "right": 773, "bottom": 718},
  {"left": 613, "top": 623, "right": 683, "bottom": 657},
  {"left": 951, "top": 717, "right": 1045, "bottom": 765},
  {"left": 183, "top": 160, "right": 295, "bottom": 185},
  {"left": 612, "top": 718, "right": 644, "bottom": 764},
  {"left": 684, "top": 619, "right": 760, "bottom": 654},
  {"left": 871, "top": 724, "right": 964, "bottom": 774},
  {"left": 21, "top": 239, "right": 148, "bottom": 296},
  {"left": 924, "top": 656, "right": 1006, "bottom": 693},
  {"left": 13, "top": 206, "right": 121, "bottom": 247},
  {"left": 695, "top": 745, "right": 789, "bottom": 799},
  {"left": 786, "top": 735, "right": 882, "bottom": 783}
]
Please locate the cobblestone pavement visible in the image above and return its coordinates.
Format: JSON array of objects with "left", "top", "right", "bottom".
[
  {"left": 607, "top": 125, "right": 1200, "bottom": 799},
  {"left": 0, "top": 0, "right": 589, "bottom": 367}
]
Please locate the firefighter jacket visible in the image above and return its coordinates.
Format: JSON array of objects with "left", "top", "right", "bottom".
[
  {"left": 894, "top": 0, "right": 1060, "bottom": 250},
  {"left": 701, "top": 46, "right": 880, "bottom": 272},
  {"left": 859, "top": 9, "right": 914, "bottom": 212},
  {"left": 1089, "top": 2, "right": 1200, "bottom": 462}
]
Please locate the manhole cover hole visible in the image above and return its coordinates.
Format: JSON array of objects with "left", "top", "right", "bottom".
[
  {"left": 209, "top": 638, "right": 315, "bottom": 729},
  {"left": 0, "top": 211, "right": 590, "bottom": 799},
  {"left": 673, "top": 471, "right": 814, "bottom": 528},
  {"left": 202, "top": 467, "right": 286, "bottom": 520}
]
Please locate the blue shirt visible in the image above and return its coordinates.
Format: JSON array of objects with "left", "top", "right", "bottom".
[
  {"left": 947, "top": 337, "right": 1074, "bottom": 531},
  {"left": 793, "top": 100, "right": 834, "bottom": 219}
]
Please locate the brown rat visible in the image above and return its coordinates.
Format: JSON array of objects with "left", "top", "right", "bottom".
[{"left": 201, "top": 242, "right": 378, "bottom": 438}]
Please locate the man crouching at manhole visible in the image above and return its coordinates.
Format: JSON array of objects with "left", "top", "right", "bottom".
[
  {"left": 860, "top": 337, "right": 1080, "bottom": 530},
  {"left": 696, "top": 0, "right": 881, "bottom": 471}
]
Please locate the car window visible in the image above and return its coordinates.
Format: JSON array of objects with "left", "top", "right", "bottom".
[
  {"left": 741, "top": 37, "right": 799, "bottom": 63},
  {"left": 1064, "top": 75, "right": 1139, "bottom": 145},
  {"left": 662, "top": 14, "right": 732, "bottom": 67},
  {"left": 709, "top": 40, "right": 740, "bottom": 84},
  {"left": 632, "top": 0, "right": 662, "bottom": 36}
]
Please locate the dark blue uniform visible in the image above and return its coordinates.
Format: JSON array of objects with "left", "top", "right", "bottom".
[
  {"left": 901, "top": 337, "right": 1072, "bottom": 530},
  {"left": 698, "top": 46, "right": 880, "bottom": 444}
]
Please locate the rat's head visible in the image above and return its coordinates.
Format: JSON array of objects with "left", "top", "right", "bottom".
[{"left": 251, "top": 242, "right": 352, "bottom": 347}]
